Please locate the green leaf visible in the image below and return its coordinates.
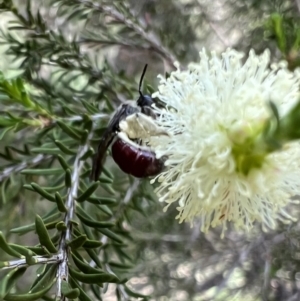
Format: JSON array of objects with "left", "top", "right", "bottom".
[
  {"left": 0, "top": 118, "right": 16, "bottom": 128},
  {"left": 80, "top": 129, "right": 89, "bottom": 144},
  {"left": 0, "top": 232, "right": 23, "bottom": 258},
  {"left": 100, "top": 183, "right": 116, "bottom": 195},
  {"left": 65, "top": 169, "right": 72, "bottom": 187},
  {"left": 55, "top": 192, "right": 67, "bottom": 212},
  {"left": 102, "top": 167, "right": 114, "bottom": 181},
  {"left": 0, "top": 147, "right": 15, "bottom": 160},
  {"left": 99, "top": 174, "right": 113, "bottom": 184},
  {"left": 56, "top": 221, "right": 67, "bottom": 231},
  {"left": 77, "top": 181, "right": 100, "bottom": 202},
  {"left": 0, "top": 262, "right": 8, "bottom": 268},
  {"left": 56, "top": 121, "right": 81, "bottom": 140},
  {"left": 9, "top": 145, "right": 31, "bottom": 156},
  {"left": 0, "top": 267, "right": 27, "bottom": 299},
  {"left": 30, "top": 147, "right": 60, "bottom": 155},
  {"left": 24, "top": 183, "right": 65, "bottom": 193},
  {"left": 76, "top": 205, "right": 115, "bottom": 228},
  {"left": 108, "top": 261, "right": 134, "bottom": 270},
  {"left": 21, "top": 168, "right": 63, "bottom": 175},
  {"left": 4, "top": 278, "right": 55, "bottom": 301},
  {"left": 79, "top": 148, "right": 94, "bottom": 161},
  {"left": 146, "top": 84, "right": 155, "bottom": 94},
  {"left": 269, "top": 101, "right": 280, "bottom": 124},
  {"left": 69, "top": 267, "right": 120, "bottom": 284},
  {"left": 91, "top": 284, "right": 102, "bottom": 299},
  {"left": 31, "top": 183, "right": 56, "bottom": 202},
  {"left": 124, "top": 285, "right": 149, "bottom": 299},
  {"left": 71, "top": 251, "right": 103, "bottom": 274},
  {"left": 80, "top": 99, "right": 99, "bottom": 114},
  {"left": 5, "top": 112, "right": 21, "bottom": 122},
  {"left": 54, "top": 140, "right": 77, "bottom": 155},
  {"left": 97, "top": 204, "right": 113, "bottom": 217},
  {"left": 86, "top": 196, "right": 117, "bottom": 205},
  {"left": 25, "top": 246, "right": 47, "bottom": 256},
  {"left": 9, "top": 244, "right": 35, "bottom": 259},
  {"left": 97, "top": 228, "right": 123, "bottom": 244},
  {"left": 35, "top": 215, "right": 57, "bottom": 253},
  {"left": 67, "top": 235, "right": 87, "bottom": 249},
  {"left": 270, "top": 13, "right": 286, "bottom": 53},
  {"left": 69, "top": 277, "right": 94, "bottom": 301},
  {"left": 29, "top": 264, "right": 57, "bottom": 293},
  {"left": 85, "top": 248, "right": 103, "bottom": 269},
  {"left": 57, "top": 154, "right": 70, "bottom": 170},
  {"left": 0, "top": 126, "right": 14, "bottom": 140},
  {"left": 83, "top": 239, "right": 103, "bottom": 249},
  {"left": 80, "top": 224, "right": 94, "bottom": 240},
  {"left": 10, "top": 210, "right": 61, "bottom": 235},
  {"left": 1, "top": 179, "right": 8, "bottom": 205},
  {"left": 61, "top": 280, "right": 80, "bottom": 299}
]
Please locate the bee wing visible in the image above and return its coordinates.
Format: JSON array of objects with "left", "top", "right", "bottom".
[
  {"left": 91, "top": 104, "right": 133, "bottom": 181},
  {"left": 90, "top": 131, "right": 115, "bottom": 181}
]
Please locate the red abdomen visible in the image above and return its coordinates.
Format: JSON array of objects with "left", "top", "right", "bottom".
[{"left": 111, "top": 138, "right": 164, "bottom": 178}]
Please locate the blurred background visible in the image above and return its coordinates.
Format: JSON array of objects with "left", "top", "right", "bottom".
[{"left": 1, "top": 0, "right": 300, "bottom": 301}]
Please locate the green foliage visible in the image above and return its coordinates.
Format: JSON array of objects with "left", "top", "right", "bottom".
[
  {"left": 257, "top": 95, "right": 300, "bottom": 156},
  {"left": 0, "top": 0, "right": 168, "bottom": 300},
  {"left": 265, "top": 12, "right": 300, "bottom": 69}
]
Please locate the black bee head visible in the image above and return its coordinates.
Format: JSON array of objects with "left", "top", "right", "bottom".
[{"left": 137, "top": 94, "right": 154, "bottom": 108}]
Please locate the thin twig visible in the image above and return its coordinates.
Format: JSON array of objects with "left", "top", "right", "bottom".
[
  {"left": 1, "top": 254, "right": 63, "bottom": 270},
  {"left": 97, "top": 178, "right": 140, "bottom": 247},
  {"left": 262, "top": 253, "right": 271, "bottom": 301},
  {"left": 65, "top": 113, "right": 108, "bottom": 122},
  {"left": 79, "top": 0, "right": 177, "bottom": 66},
  {"left": 100, "top": 179, "right": 140, "bottom": 300},
  {"left": 196, "top": 0, "right": 230, "bottom": 47},
  {"left": 0, "top": 116, "right": 106, "bottom": 184},
  {"left": 0, "top": 154, "right": 51, "bottom": 183},
  {"left": 56, "top": 131, "right": 94, "bottom": 300},
  {"left": 113, "top": 178, "right": 140, "bottom": 221},
  {"left": 207, "top": 238, "right": 259, "bottom": 300},
  {"left": 295, "top": 0, "right": 300, "bottom": 14},
  {"left": 90, "top": 178, "right": 140, "bottom": 281}
]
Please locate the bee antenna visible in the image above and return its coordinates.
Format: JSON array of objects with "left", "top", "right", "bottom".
[{"left": 139, "top": 64, "right": 148, "bottom": 97}]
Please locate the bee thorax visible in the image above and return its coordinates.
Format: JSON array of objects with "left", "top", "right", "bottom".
[{"left": 119, "top": 113, "right": 168, "bottom": 140}]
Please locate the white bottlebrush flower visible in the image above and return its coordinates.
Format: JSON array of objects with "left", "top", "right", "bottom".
[{"left": 149, "top": 48, "right": 300, "bottom": 237}]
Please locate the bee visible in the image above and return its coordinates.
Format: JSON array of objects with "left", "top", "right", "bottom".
[{"left": 91, "top": 65, "right": 167, "bottom": 181}]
